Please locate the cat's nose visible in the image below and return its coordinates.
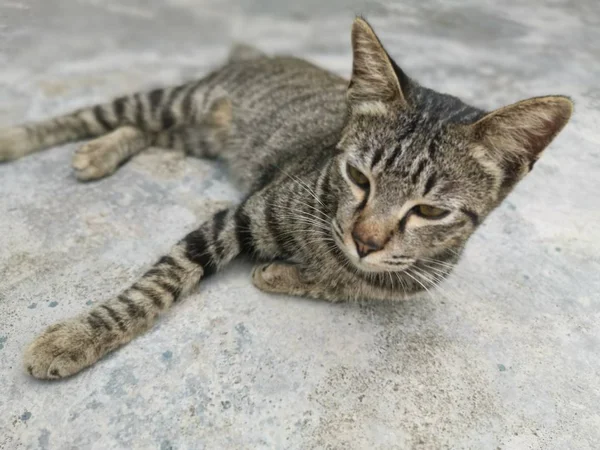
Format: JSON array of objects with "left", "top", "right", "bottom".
[{"left": 352, "top": 229, "right": 384, "bottom": 258}]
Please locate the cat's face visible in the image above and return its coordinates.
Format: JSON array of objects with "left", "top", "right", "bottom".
[
  {"left": 332, "top": 111, "right": 484, "bottom": 274},
  {"left": 329, "top": 18, "right": 573, "bottom": 279}
]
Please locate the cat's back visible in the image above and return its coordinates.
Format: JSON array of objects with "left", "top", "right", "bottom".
[
  {"left": 212, "top": 51, "right": 349, "bottom": 185},
  {"left": 217, "top": 53, "right": 348, "bottom": 115}
]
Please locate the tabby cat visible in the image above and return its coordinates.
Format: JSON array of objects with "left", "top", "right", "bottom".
[{"left": 0, "top": 18, "right": 572, "bottom": 379}]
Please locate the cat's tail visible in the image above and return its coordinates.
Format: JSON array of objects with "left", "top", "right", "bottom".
[
  {"left": 0, "top": 79, "right": 216, "bottom": 162},
  {"left": 23, "top": 204, "right": 253, "bottom": 379}
]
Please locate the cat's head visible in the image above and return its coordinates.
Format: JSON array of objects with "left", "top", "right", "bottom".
[{"left": 331, "top": 18, "right": 573, "bottom": 282}]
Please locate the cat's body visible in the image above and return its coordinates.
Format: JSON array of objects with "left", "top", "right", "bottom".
[{"left": 0, "top": 19, "right": 572, "bottom": 379}]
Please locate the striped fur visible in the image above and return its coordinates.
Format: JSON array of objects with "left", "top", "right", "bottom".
[{"left": 4, "top": 19, "right": 572, "bottom": 379}]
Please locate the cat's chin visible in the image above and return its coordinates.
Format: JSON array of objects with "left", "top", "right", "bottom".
[
  {"left": 352, "top": 257, "right": 412, "bottom": 274},
  {"left": 339, "top": 252, "right": 403, "bottom": 273}
]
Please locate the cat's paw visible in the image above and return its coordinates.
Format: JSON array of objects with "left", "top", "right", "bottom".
[
  {"left": 72, "top": 138, "right": 121, "bottom": 181},
  {"left": 23, "top": 320, "right": 98, "bottom": 379},
  {"left": 0, "top": 126, "right": 31, "bottom": 162},
  {"left": 252, "top": 263, "right": 309, "bottom": 295}
]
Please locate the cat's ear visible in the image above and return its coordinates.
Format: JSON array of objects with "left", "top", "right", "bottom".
[
  {"left": 348, "top": 17, "right": 408, "bottom": 108},
  {"left": 470, "top": 96, "right": 573, "bottom": 170}
]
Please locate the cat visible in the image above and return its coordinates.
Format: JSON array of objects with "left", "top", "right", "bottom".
[{"left": 0, "top": 18, "right": 572, "bottom": 379}]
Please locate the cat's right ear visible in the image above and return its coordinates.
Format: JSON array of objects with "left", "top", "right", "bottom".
[
  {"left": 470, "top": 96, "right": 573, "bottom": 169},
  {"left": 466, "top": 95, "right": 573, "bottom": 196},
  {"left": 348, "top": 17, "right": 408, "bottom": 109}
]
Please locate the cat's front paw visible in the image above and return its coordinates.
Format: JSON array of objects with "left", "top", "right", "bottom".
[
  {"left": 0, "top": 127, "right": 31, "bottom": 162},
  {"left": 23, "top": 320, "right": 98, "bottom": 379},
  {"left": 252, "top": 263, "right": 311, "bottom": 295}
]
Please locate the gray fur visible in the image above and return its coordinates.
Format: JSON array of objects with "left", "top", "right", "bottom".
[{"left": 0, "top": 18, "right": 572, "bottom": 379}]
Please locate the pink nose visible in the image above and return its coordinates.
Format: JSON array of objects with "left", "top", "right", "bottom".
[{"left": 352, "top": 230, "right": 384, "bottom": 258}]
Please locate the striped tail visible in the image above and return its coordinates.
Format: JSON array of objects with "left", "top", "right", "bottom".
[{"left": 23, "top": 205, "right": 249, "bottom": 379}]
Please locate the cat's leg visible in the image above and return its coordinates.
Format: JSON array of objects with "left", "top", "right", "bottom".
[
  {"left": 71, "top": 125, "right": 151, "bottom": 181},
  {"left": 251, "top": 262, "right": 339, "bottom": 300},
  {"left": 153, "top": 96, "right": 232, "bottom": 159},
  {"left": 68, "top": 91, "right": 231, "bottom": 180},
  {"left": 23, "top": 205, "right": 247, "bottom": 379},
  {"left": 0, "top": 92, "right": 158, "bottom": 162},
  {"left": 0, "top": 75, "right": 225, "bottom": 166},
  {"left": 252, "top": 262, "right": 401, "bottom": 302}
]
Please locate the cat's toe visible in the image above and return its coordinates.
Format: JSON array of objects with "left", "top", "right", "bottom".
[
  {"left": 251, "top": 263, "right": 275, "bottom": 291},
  {"left": 72, "top": 141, "right": 119, "bottom": 181},
  {"left": 23, "top": 321, "right": 97, "bottom": 379}
]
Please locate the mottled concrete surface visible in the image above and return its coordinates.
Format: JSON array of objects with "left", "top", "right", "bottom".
[{"left": 0, "top": 0, "right": 599, "bottom": 448}]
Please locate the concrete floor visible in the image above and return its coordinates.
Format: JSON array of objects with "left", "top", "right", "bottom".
[{"left": 1, "top": 0, "right": 599, "bottom": 448}]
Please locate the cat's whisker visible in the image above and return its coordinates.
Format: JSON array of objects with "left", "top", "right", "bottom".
[
  {"left": 411, "top": 265, "right": 466, "bottom": 305},
  {"left": 412, "top": 265, "right": 459, "bottom": 301},
  {"left": 269, "top": 204, "right": 333, "bottom": 229},
  {"left": 417, "top": 257, "right": 469, "bottom": 275},
  {"left": 411, "top": 267, "right": 458, "bottom": 304},
  {"left": 410, "top": 266, "right": 442, "bottom": 290},
  {"left": 293, "top": 197, "right": 334, "bottom": 220},
  {"left": 418, "top": 259, "right": 476, "bottom": 285},
  {"left": 420, "top": 264, "right": 451, "bottom": 280},
  {"left": 404, "top": 269, "right": 436, "bottom": 301},
  {"left": 275, "top": 200, "right": 331, "bottom": 222},
  {"left": 271, "top": 212, "right": 332, "bottom": 231},
  {"left": 416, "top": 259, "right": 452, "bottom": 275},
  {"left": 269, "top": 204, "right": 330, "bottom": 223},
  {"left": 286, "top": 219, "right": 331, "bottom": 232},
  {"left": 396, "top": 271, "right": 414, "bottom": 296},
  {"left": 272, "top": 165, "right": 326, "bottom": 208},
  {"left": 417, "top": 256, "right": 456, "bottom": 268},
  {"left": 386, "top": 270, "right": 396, "bottom": 290}
]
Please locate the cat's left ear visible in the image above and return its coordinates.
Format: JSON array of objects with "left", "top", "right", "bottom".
[
  {"left": 348, "top": 17, "right": 409, "bottom": 108},
  {"left": 470, "top": 95, "right": 573, "bottom": 170}
]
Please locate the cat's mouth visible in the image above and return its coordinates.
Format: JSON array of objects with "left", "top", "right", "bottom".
[{"left": 331, "top": 219, "right": 414, "bottom": 273}]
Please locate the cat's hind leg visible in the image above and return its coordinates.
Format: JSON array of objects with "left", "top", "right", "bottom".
[
  {"left": 70, "top": 89, "right": 232, "bottom": 180},
  {"left": 0, "top": 90, "right": 152, "bottom": 163},
  {"left": 72, "top": 93, "right": 232, "bottom": 181},
  {"left": 0, "top": 76, "right": 227, "bottom": 166},
  {"left": 153, "top": 94, "right": 233, "bottom": 159},
  {"left": 72, "top": 125, "right": 151, "bottom": 181}
]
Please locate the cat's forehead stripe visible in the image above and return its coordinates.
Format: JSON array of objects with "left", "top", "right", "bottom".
[
  {"left": 427, "top": 137, "right": 438, "bottom": 158},
  {"left": 423, "top": 173, "right": 438, "bottom": 196},
  {"left": 410, "top": 159, "right": 428, "bottom": 185},
  {"left": 369, "top": 143, "right": 387, "bottom": 169}
]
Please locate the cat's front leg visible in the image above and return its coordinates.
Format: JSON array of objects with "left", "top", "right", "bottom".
[
  {"left": 23, "top": 242, "right": 203, "bottom": 379},
  {"left": 23, "top": 205, "right": 246, "bottom": 379},
  {"left": 252, "top": 262, "right": 408, "bottom": 302}
]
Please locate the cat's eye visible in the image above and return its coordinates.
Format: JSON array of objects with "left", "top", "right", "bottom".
[
  {"left": 346, "top": 163, "right": 370, "bottom": 189},
  {"left": 414, "top": 204, "right": 449, "bottom": 219}
]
